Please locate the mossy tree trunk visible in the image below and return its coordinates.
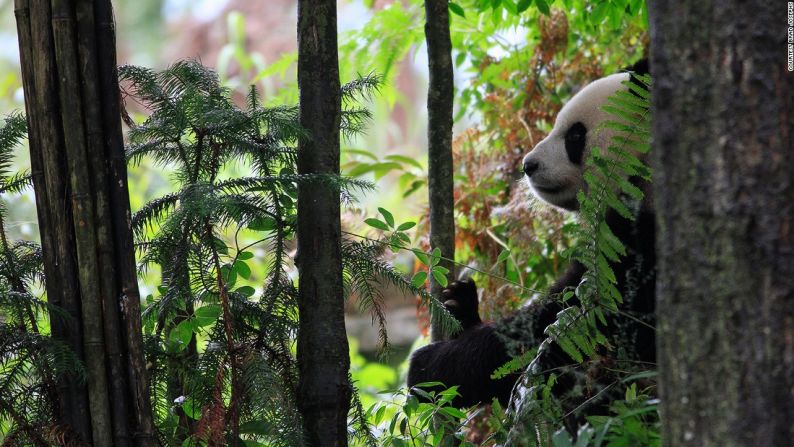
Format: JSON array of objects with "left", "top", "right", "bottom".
[
  {"left": 424, "top": 0, "right": 456, "bottom": 341},
  {"left": 295, "top": 1, "right": 351, "bottom": 445},
  {"left": 14, "top": 0, "right": 156, "bottom": 445},
  {"left": 649, "top": 1, "right": 794, "bottom": 445}
]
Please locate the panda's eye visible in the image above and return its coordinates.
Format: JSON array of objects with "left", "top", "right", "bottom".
[{"left": 565, "top": 122, "right": 587, "bottom": 165}]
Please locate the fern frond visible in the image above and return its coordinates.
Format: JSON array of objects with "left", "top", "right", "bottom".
[{"left": 0, "top": 113, "right": 27, "bottom": 178}]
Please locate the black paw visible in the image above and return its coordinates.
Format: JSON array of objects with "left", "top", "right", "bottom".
[{"left": 442, "top": 279, "right": 481, "bottom": 330}]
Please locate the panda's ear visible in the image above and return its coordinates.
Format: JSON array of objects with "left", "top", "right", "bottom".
[
  {"left": 624, "top": 59, "right": 650, "bottom": 101},
  {"left": 624, "top": 58, "right": 649, "bottom": 76}
]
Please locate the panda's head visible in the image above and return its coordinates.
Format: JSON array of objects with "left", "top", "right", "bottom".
[{"left": 522, "top": 72, "right": 633, "bottom": 211}]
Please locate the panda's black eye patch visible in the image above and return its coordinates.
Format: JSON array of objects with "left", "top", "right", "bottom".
[{"left": 565, "top": 122, "right": 587, "bottom": 165}]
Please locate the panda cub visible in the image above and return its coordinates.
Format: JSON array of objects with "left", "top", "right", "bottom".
[{"left": 407, "top": 61, "right": 655, "bottom": 414}]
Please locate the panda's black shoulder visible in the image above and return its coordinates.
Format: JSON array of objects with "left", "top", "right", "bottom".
[{"left": 407, "top": 323, "right": 516, "bottom": 408}]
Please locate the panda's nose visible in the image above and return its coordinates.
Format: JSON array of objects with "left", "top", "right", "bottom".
[{"left": 523, "top": 160, "right": 539, "bottom": 177}]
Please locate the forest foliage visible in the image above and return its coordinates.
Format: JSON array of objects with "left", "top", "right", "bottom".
[{"left": 0, "top": 0, "right": 656, "bottom": 445}]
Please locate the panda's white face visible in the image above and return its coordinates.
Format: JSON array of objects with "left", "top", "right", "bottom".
[{"left": 522, "top": 73, "right": 630, "bottom": 211}]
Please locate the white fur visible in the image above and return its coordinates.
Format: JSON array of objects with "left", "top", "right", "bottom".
[{"left": 522, "top": 73, "right": 631, "bottom": 211}]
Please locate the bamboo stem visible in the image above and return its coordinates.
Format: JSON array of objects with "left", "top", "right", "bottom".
[
  {"left": 50, "top": 0, "right": 114, "bottom": 442},
  {"left": 93, "top": 0, "right": 158, "bottom": 443},
  {"left": 72, "top": 0, "right": 132, "bottom": 443},
  {"left": 16, "top": 0, "right": 93, "bottom": 439}
]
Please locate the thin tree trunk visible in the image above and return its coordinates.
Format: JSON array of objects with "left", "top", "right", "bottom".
[
  {"left": 15, "top": 0, "right": 156, "bottom": 444},
  {"left": 424, "top": 0, "right": 456, "bottom": 341},
  {"left": 295, "top": 2, "right": 350, "bottom": 445},
  {"left": 648, "top": 1, "right": 794, "bottom": 445}
]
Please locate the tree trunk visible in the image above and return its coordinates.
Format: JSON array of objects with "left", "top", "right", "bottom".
[
  {"left": 14, "top": 0, "right": 156, "bottom": 445},
  {"left": 295, "top": 2, "right": 351, "bottom": 445},
  {"left": 648, "top": 1, "right": 794, "bottom": 445},
  {"left": 424, "top": 0, "right": 456, "bottom": 341}
]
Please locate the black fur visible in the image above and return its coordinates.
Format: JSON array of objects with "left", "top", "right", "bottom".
[
  {"left": 407, "top": 207, "right": 656, "bottom": 412},
  {"left": 441, "top": 279, "right": 482, "bottom": 333},
  {"left": 564, "top": 122, "right": 587, "bottom": 165}
]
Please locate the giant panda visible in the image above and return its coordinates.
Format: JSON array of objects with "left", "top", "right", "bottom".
[{"left": 407, "top": 61, "right": 655, "bottom": 420}]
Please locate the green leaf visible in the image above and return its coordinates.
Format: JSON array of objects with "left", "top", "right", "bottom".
[
  {"left": 254, "top": 51, "right": 297, "bottom": 81},
  {"left": 396, "top": 221, "right": 416, "bottom": 231},
  {"left": 237, "top": 251, "right": 254, "bottom": 260},
  {"left": 491, "top": 349, "right": 535, "bottom": 379},
  {"left": 596, "top": 253, "right": 617, "bottom": 284},
  {"left": 233, "top": 260, "right": 251, "bottom": 280},
  {"left": 431, "top": 268, "right": 449, "bottom": 287},
  {"left": 365, "top": 218, "right": 390, "bottom": 231},
  {"left": 448, "top": 2, "right": 466, "bottom": 17},
  {"left": 385, "top": 154, "right": 423, "bottom": 169},
  {"left": 374, "top": 405, "right": 387, "bottom": 424},
  {"left": 605, "top": 193, "right": 633, "bottom": 219},
  {"left": 590, "top": 2, "right": 609, "bottom": 23},
  {"left": 497, "top": 249, "right": 511, "bottom": 263},
  {"left": 416, "top": 382, "right": 445, "bottom": 391},
  {"left": 535, "top": 0, "right": 550, "bottom": 15},
  {"left": 616, "top": 175, "right": 645, "bottom": 200},
  {"left": 411, "top": 387, "right": 434, "bottom": 401},
  {"left": 599, "top": 222, "right": 627, "bottom": 258},
  {"left": 433, "top": 265, "right": 449, "bottom": 276},
  {"left": 552, "top": 429, "right": 574, "bottom": 447},
  {"left": 378, "top": 207, "right": 395, "bottom": 228},
  {"left": 430, "top": 247, "right": 441, "bottom": 266},
  {"left": 413, "top": 249, "right": 430, "bottom": 266},
  {"left": 345, "top": 148, "right": 379, "bottom": 160},
  {"left": 411, "top": 271, "right": 428, "bottom": 288},
  {"left": 236, "top": 286, "right": 256, "bottom": 297},
  {"left": 181, "top": 397, "right": 201, "bottom": 420},
  {"left": 170, "top": 320, "right": 194, "bottom": 348},
  {"left": 517, "top": 0, "right": 532, "bottom": 13},
  {"left": 194, "top": 305, "right": 222, "bottom": 327},
  {"left": 439, "top": 406, "right": 467, "bottom": 419},
  {"left": 455, "top": 51, "right": 467, "bottom": 68},
  {"left": 403, "top": 179, "right": 424, "bottom": 198},
  {"left": 220, "top": 264, "right": 238, "bottom": 288},
  {"left": 248, "top": 217, "right": 276, "bottom": 231}
]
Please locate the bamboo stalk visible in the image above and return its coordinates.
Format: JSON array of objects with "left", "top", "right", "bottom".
[
  {"left": 13, "top": 0, "right": 58, "bottom": 348},
  {"left": 17, "top": 0, "right": 93, "bottom": 439},
  {"left": 50, "top": 0, "right": 113, "bottom": 443},
  {"left": 72, "top": 0, "right": 131, "bottom": 444},
  {"left": 93, "top": 0, "right": 158, "bottom": 444}
]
